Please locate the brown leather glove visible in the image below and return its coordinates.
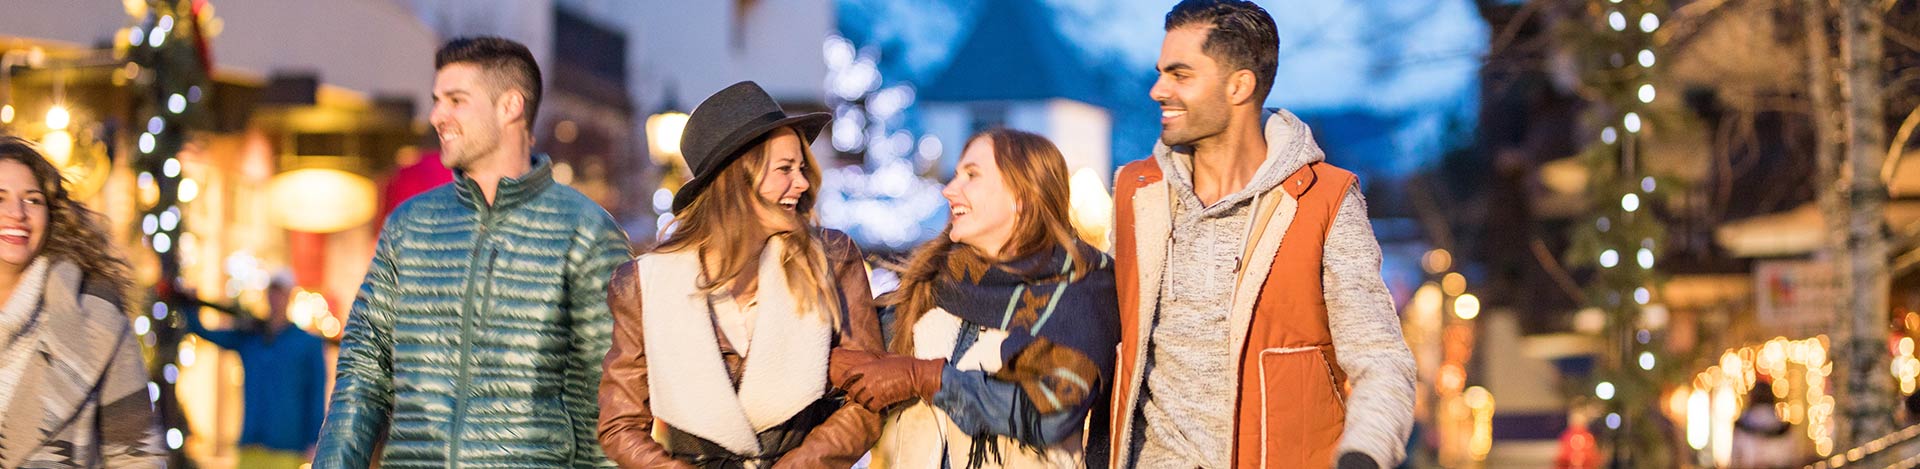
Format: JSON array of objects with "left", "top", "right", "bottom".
[
  {"left": 843, "top": 356, "right": 947, "bottom": 410},
  {"left": 828, "top": 347, "right": 885, "bottom": 389}
]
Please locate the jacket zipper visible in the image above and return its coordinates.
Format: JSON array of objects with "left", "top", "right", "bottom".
[{"left": 449, "top": 217, "right": 496, "bottom": 467}]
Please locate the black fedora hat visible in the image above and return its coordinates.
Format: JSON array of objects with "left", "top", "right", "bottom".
[{"left": 671, "top": 81, "right": 830, "bottom": 213}]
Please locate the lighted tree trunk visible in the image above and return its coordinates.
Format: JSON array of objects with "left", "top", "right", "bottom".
[
  {"left": 1828, "top": 0, "right": 1894, "bottom": 447},
  {"left": 1805, "top": 0, "right": 1852, "bottom": 450}
]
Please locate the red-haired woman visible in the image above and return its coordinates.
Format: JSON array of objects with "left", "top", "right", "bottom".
[{"left": 833, "top": 128, "right": 1119, "bottom": 468}]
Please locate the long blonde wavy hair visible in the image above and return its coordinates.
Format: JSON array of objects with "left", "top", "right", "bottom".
[{"left": 654, "top": 127, "right": 840, "bottom": 326}]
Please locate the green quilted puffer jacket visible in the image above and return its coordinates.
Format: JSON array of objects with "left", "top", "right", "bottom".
[{"left": 315, "top": 155, "right": 632, "bottom": 469}]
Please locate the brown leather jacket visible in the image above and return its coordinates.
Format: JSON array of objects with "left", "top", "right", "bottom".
[{"left": 598, "top": 230, "right": 884, "bottom": 468}]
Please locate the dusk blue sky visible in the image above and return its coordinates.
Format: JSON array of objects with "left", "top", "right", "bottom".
[{"left": 839, "top": 0, "right": 1490, "bottom": 179}]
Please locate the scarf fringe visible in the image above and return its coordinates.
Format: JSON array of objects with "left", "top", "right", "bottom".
[{"left": 961, "top": 382, "right": 1050, "bottom": 469}]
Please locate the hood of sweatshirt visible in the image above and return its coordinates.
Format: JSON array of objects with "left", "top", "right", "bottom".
[{"left": 1153, "top": 108, "right": 1326, "bottom": 217}]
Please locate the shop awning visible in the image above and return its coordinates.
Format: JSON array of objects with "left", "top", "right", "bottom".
[
  {"left": 1716, "top": 150, "right": 1920, "bottom": 258},
  {"left": 1713, "top": 201, "right": 1920, "bottom": 258}
]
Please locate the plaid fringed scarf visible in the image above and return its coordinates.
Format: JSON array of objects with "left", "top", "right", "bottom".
[{"left": 933, "top": 241, "right": 1120, "bottom": 415}]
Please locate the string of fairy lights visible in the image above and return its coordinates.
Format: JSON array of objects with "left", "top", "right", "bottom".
[
  {"left": 1562, "top": 0, "right": 1678, "bottom": 465},
  {"left": 1571, "top": 1, "right": 1896, "bottom": 464},
  {"left": 123, "top": 1, "right": 212, "bottom": 465}
]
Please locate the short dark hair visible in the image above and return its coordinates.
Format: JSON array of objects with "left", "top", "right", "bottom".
[
  {"left": 435, "top": 37, "right": 543, "bottom": 127},
  {"left": 1165, "top": 0, "right": 1280, "bottom": 102}
]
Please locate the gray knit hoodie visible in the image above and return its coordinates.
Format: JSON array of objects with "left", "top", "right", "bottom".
[{"left": 1132, "top": 109, "right": 1416, "bottom": 468}]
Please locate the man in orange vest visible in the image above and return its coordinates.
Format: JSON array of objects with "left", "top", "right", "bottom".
[{"left": 1107, "top": 1, "right": 1417, "bottom": 467}]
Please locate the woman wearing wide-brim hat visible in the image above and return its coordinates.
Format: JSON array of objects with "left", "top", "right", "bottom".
[{"left": 598, "top": 81, "right": 884, "bottom": 468}]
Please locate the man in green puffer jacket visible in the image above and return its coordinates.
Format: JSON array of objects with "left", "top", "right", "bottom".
[{"left": 314, "top": 37, "right": 631, "bottom": 469}]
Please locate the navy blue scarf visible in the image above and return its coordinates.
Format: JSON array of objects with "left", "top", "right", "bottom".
[{"left": 932, "top": 242, "right": 1120, "bottom": 385}]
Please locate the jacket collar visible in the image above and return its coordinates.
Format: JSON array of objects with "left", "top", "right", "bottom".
[
  {"left": 636, "top": 238, "right": 833, "bottom": 456},
  {"left": 452, "top": 153, "right": 555, "bottom": 213},
  {"left": 0, "top": 258, "right": 52, "bottom": 341},
  {"left": 1, "top": 260, "right": 127, "bottom": 465}
]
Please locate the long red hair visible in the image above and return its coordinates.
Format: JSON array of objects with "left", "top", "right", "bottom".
[{"left": 881, "top": 128, "right": 1092, "bottom": 353}]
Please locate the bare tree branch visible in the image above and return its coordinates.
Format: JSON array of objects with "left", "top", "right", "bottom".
[
  {"left": 1531, "top": 238, "right": 1589, "bottom": 304},
  {"left": 1278, "top": 0, "right": 1360, "bottom": 56},
  {"left": 1487, "top": 0, "right": 1546, "bottom": 59},
  {"left": 1656, "top": 0, "right": 1742, "bottom": 49},
  {"left": 1863, "top": 13, "right": 1920, "bottom": 51},
  {"left": 1883, "top": 103, "right": 1920, "bottom": 182}
]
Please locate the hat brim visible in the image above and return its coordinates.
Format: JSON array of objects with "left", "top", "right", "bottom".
[{"left": 670, "top": 112, "right": 831, "bottom": 214}]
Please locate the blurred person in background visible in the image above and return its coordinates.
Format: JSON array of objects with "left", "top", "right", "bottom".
[
  {"left": 173, "top": 270, "right": 326, "bottom": 468},
  {"left": 1729, "top": 380, "right": 1805, "bottom": 468}
]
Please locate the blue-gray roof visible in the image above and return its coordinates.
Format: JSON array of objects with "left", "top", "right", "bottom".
[{"left": 916, "top": 0, "right": 1107, "bottom": 105}]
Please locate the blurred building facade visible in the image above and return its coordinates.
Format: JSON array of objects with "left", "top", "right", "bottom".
[
  {"left": 1, "top": 1, "right": 435, "bottom": 467},
  {"left": 913, "top": 0, "right": 1112, "bottom": 185}
]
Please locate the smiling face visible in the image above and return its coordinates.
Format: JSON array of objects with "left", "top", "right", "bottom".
[
  {"left": 429, "top": 63, "right": 511, "bottom": 171},
  {"left": 942, "top": 136, "right": 1021, "bottom": 257},
  {"left": 0, "top": 160, "right": 49, "bottom": 270},
  {"left": 1151, "top": 25, "right": 1237, "bottom": 147},
  {"left": 749, "top": 128, "right": 816, "bottom": 233}
]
